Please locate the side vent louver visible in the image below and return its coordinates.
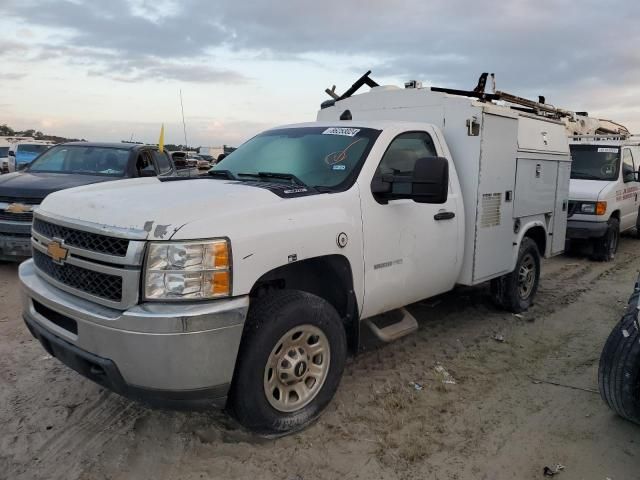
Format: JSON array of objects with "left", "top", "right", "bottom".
[{"left": 480, "top": 193, "right": 501, "bottom": 228}]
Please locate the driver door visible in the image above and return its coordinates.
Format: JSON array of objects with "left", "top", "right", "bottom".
[
  {"left": 621, "top": 148, "right": 639, "bottom": 230},
  {"left": 359, "top": 130, "right": 460, "bottom": 319}
]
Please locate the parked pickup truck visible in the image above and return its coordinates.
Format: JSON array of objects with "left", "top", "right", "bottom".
[
  {"left": 20, "top": 83, "right": 570, "bottom": 434},
  {"left": 0, "top": 142, "right": 175, "bottom": 261},
  {"left": 566, "top": 135, "right": 640, "bottom": 261}
]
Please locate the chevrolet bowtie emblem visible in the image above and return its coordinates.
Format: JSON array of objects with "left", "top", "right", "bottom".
[
  {"left": 47, "top": 241, "right": 69, "bottom": 263},
  {"left": 5, "top": 203, "right": 31, "bottom": 214}
]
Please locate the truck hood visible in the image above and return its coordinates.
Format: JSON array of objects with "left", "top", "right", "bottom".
[
  {"left": 0, "top": 171, "right": 112, "bottom": 201},
  {"left": 569, "top": 179, "right": 609, "bottom": 201},
  {"left": 39, "top": 177, "right": 286, "bottom": 239}
]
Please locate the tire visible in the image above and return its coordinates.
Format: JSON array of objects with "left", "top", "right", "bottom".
[
  {"left": 228, "top": 290, "right": 347, "bottom": 436},
  {"left": 592, "top": 217, "right": 619, "bottom": 261},
  {"left": 598, "top": 289, "right": 640, "bottom": 425},
  {"left": 634, "top": 208, "right": 640, "bottom": 239},
  {"left": 490, "top": 237, "right": 540, "bottom": 313}
]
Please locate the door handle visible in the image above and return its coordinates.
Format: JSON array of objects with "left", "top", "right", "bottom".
[{"left": 434, "top": 211, "right": 455, "bottom": 221}]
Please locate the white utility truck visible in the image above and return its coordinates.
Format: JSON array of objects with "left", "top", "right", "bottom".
[
  {"left": 20, "top": 73, "right": 570, "bottom": 434},
  {"left": 566, "top": 133, "right": 640, "bottom": 261}
]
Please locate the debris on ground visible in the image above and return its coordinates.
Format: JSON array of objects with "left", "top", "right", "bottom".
[
  {"left": 513, "top": 313, "right": 524, "bottom": 319},
  {"left": 543, "top": 464, "right": 565, "bottom": 476},
  {"left": 493, "top": 333, "right": 505, "bottom": 342},
  {"left": 434, "top": 364, "right": 456, "bottom": 385},
  {"left": 409, "top": 381, "right": 424, "bottom": 391}
]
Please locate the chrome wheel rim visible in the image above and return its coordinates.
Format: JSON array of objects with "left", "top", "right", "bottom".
[
  {"left": 263, "top": 324, "right": 330, "bottom": 413},
  {"left": 518, "top": 253, "right": 536, "bottom": 299}
]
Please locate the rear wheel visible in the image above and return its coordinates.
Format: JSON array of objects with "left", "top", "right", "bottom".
[
  {"left": 592, "top": 217, "right": 619, "bottom": 261},
  {"left": 490, "top": 237, "right": 540, "bottom": 313},
  {"left": 228, "top": 290, "right": 347, "bottom": 435}
]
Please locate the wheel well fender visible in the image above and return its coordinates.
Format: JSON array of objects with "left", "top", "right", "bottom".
[
  {"left": 523, "top": 225, "right": 547, "bottom": 256},
  {"left": 512, "top": 221, "right": 547, "bottom": 268},
  {"left": 610, "top": 209, "right": 620, "bottom": 221},
  {"left": 249, "top": 255, "right": 359, "bottom": 352}
]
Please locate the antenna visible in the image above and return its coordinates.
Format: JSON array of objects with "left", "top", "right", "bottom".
[{"left": 179, "top": 89, "right": 188, "bottom": 149}]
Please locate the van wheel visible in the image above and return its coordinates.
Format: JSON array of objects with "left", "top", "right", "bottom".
[
  {"left": 228, "top": 290, "right": 347, "bottom": 436},
  {"left": 634, "top": 208, "right": 640, "bottom": 238},
  {"left": 598, "top": 303, "right": 640, "bottom": 425},
  {"left": 592, "top": 218, "right": 619, "bottom": 261},
  {"left": 490, "top": 237, "right": 540, "bottom": 313}
]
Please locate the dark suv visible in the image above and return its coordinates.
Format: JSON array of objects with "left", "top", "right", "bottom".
[{"left": 0, "top": 142, "right": 174, "bottom": 261}]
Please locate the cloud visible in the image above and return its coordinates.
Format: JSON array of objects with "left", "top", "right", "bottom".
[
  {"left": 2, "top": 0, "right": 640, "bottom": 130},
  {"left": 87, "top": 58, "right": 247, "bottom": 84},
  {"left": 0, "top": 73, "right": 27, "bottom": 80}
]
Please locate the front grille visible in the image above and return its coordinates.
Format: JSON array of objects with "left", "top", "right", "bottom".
[
  {"left": 33, "top": 249, "right": 123, "bottom": 301},
  {"left": 0, "top": 211, "right": 33, "bottom": 221},
  {"left": 33, "top": 219, "right": 129, "bottom": 256},
  {"left": 0, "top": 196, "right": 40, "bottom": 204}
]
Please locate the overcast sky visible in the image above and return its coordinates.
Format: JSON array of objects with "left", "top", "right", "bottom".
[{"left": 1, "top": 0, "right": 639, "bottom": 146}]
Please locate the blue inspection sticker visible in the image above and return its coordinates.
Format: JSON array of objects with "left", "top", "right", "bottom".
[{"left": 332, "top": 164, "right": 346, "bottom": 171}]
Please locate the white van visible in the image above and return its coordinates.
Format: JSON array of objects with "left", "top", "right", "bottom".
[
  {"left": 0, "top": 138, "right": 9, "bottom": 173},
  {"left": 566, "top": 135, "right": 640, "bottom": 260},
  {"left": 9, "top": 141, "right": 53, "bottom": 171}
]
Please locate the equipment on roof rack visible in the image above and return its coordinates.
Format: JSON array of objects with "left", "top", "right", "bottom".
[{"left": 323, "top": 71, "right": 630, "bottom": 136}]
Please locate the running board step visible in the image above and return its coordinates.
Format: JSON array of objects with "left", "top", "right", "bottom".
[{"left": 363, "top": 308, "right": 418, "bottom": 343}]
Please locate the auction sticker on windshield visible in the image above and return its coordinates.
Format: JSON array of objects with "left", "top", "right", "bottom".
[
  {"left": 598, "top": 147, "right": 619, "bottom": 153},
  {"left": 323, "top": 127, "right": 361, "bottom": 137}
]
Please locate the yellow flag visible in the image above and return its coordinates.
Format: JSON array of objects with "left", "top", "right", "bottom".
[{"left": 158, "top": 124, "right": 165, "bottom": 153}]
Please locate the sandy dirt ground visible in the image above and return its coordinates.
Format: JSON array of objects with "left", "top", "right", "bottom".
[{"left": 1, "top": 239, "right": 639, "bottom": 480}]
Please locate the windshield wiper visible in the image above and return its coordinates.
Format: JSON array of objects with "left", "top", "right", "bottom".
[
  {"left": 237, "top": 171, "right": 308, "bottom": 187},
  {"left": 208, "top": 169, "right": 236, "bottom": 180}
]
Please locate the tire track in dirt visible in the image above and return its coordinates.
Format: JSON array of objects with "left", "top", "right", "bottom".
[{"left": 23, "top": 392, "right": 146, "bottom": 480}]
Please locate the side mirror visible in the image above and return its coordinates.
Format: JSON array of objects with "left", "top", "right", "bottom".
[
  {"left": 372, "top": 157, "right": 449, "bottom": 204},
  {"left": 371, "top": 174, "right": 393, "bottom": 194},
  {"left": 8, "top": 151, "right": 15, "bottom": 157},
  {"left": 411, "top": 156, "right": 449, "bottom": 204}
]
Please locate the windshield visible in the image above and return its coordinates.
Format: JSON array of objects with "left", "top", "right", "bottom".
[
  {"left": 28, "top": 145, "right": 130, "bottom": 176},
  {"left": 570, "top": 145, "right": 620, "bottom": 181},
  {"left": 212, "top": 126, "right": 381, "bottom": 189}
]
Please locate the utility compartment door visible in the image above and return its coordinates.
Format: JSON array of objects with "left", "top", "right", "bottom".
[
  {"left": 472, "top": 113, "right": 518, "bottom": 283},
  {"left": 551, "top": 161, "right": 571, "bottom": 254},
  {"left": 513, "top": 159, "right": 558, "bottom": 217}
]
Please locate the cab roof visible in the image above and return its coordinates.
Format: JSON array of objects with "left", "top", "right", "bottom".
[{"left": 60, "top": 142, "right": 157, "bottom": 150}]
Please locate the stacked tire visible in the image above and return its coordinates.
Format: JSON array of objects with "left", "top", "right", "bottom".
[{"left": 598, "top": 277, "right": 640, "bottom": 424}]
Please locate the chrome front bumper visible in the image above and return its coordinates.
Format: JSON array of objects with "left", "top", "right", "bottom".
[{"left": 20, "top": 260, "right": 249, "bottom": 408}]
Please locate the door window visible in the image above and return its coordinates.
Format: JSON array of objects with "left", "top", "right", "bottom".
[
  {"left": 136, "top": 151, "right": 157, "bottom": 176},
  {"left": 622, "top": 149, "right": 635, "bottom": 183},
  {"left": 153, "top": 151, "right": 172, "bottom": 174},
  {"left": 373, "top": 131, "right": 439, "bottom": 198},
  {"left": 375, "top": 132, "right": 437, "bottom": 176}
]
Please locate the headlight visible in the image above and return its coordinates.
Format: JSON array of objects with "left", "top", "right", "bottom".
[
  {"left": 144, "top": 239, "right": 231, "bottom": 300},
  {"left": 580, "top": 203, "right": 596, "bottom": 214},
  {"left": 579, "top": 201, "right": 606, "bottom": 215}
]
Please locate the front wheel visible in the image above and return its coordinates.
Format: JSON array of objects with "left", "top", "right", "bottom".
[
  {"left": 490, "top": 237, "right": 541, "bottom": 313},
  {"left": 592, "top": 217, "right": 619, "bottom": 261},
  {"left": 228, "top": 290, "right": 347, "bottom": 435}
]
